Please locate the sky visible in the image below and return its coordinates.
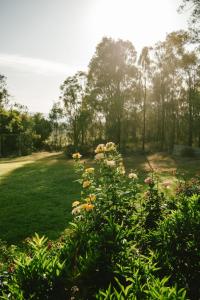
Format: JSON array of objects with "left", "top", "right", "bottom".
[{"left": 0, "top": 0, "right": 189, "bottom": 114}]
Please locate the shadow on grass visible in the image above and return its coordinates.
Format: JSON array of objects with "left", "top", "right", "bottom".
[
  {"left": 0, "top": 153, "right": 80, "bottom": 245},
  {"left": 1, "top": 151, "right": 198, "bottom": 245}
]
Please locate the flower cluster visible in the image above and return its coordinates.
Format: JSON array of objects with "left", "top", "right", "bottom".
[
  {"left": 72, "top": 202, "right": 95, "bottom": 215},
  {"left": 94, "top": 142, "right": 116, "bottom": 154},
  {"left": 71, "top": 142, "right": 140, "bottom": 217},
  {"left": 144, "top": 177, "right": 154, "bottom": 185},
  {"left": 72, "top": 152, "right": 82, "bottom": 159},
  {"left": 128, "top": 172, "right": 138, "bottom": 179}
]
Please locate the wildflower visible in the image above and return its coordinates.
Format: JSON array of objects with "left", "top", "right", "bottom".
[
  {"left": 144, "top": 190, "right": 150, "bottom": 198},
  {"left": 71, "top": 286, "right": 79, "bottom": 294},
  {"left": 106, "top": 160, "right": 116, "bottom": 167},
  {"left": 72, "top": 152, "right": 82, "bottom": 159},
  {"left": 86, "top": 194, "right": 96, "bottom": 202},
  {"left": 83, "top": 180, "right": 91, "bottom": 188},
  {"left": 72, "top": 205, "right": 82, "bottom": 215},
  {"left": 162, "top": 180, "right": 171, "bottom": 189},
  {"left": 105, "top": 142, "right": 116, "bottom": 152},
  {"left": 85, "top": 167, "right": 95, "bottom": 174},
  {"left": 82, "top": 203, "right": 94, "bottom": 211},
  {"left": 95, "top": 144, "right": 106, "bottom": 153},
  {"left": 118, "top": 167, "right": 125, "bottom": 175},
  {"left": 117, "top": 163, "right": 125, "bottom": 174},
  {"left": 89, "top": 194, "right": 96, "bottom": 201},
  {"left": 128, "top": 173, "right": 138, "bottom": 179},
  {"left": 95, "top": 153, "right": 104, "bottom": 160},
  {"left": 72, "top": 201, "right": 80, "bottom": 207},
  {"left": 144, "top": 177, "right": 154, "bottom": 185}
]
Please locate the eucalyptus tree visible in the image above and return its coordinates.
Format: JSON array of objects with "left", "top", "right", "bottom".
[
  {"left": 138, "top": 47, "right": 151, "bottom": 151},
  {"left": 88, "top": 37, "right": 138, "bottom": 150},
  {"left": 179, "top": 0, "right": 200, "bottom": 42},
  {"left": 0, "top": 74, "right": 9, "bottom": 109},
  {"left": 180, "top": 50, "right": 200, "bottom": 146},
  {"left": 60, "top": 71, "right": 88, "bottom": 148},
  {"left": 49, "top": 101, "right": 63, "bottom": 148},
  {"left": 150, "top": 31, "right": 195, "bottom": 150}
]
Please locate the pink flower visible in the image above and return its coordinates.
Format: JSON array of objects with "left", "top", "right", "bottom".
[
  {"left": 162, "top": 180, "right": 171, "bottom": 189},
  {"left": 144, "top": 177, "right": 153, "bottom": 185}
]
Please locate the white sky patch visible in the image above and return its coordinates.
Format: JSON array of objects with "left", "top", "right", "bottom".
[{"left": 0, "top": 53, "right": 75, "bottom": 76}]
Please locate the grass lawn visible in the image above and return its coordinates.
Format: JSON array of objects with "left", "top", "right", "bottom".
[
  {"left": 0, "top": 152, "right": 80, "bottom": 244},
  {"left": 0, "top": 151, "right": 199, "bottom": 245}
]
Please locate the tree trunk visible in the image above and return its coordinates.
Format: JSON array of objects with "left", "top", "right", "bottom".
[
  {"left": 142, "top": 78, "right": 146, "bottom": 151},
  {"left": 160, "top": 93, "right": 165, "bottom": 151},
  {"left": 188, "top": 86, "right": 193, "bottom": 147}
]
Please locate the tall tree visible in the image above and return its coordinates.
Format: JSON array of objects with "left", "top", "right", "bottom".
[
  {"left": 60, "top": 71, "right": 88, "bottom": 148},
  {"left": 0, "top": 74, "right": 9, "bottom": 109},
  {"left": 138, "top": 47, "right": 151, "bottom": 151},
  {"left": 49, "top": 102, "right": 63, "bottom": 148},
  {"left": 179, "top": 0, "right": 200, "bottom": 41},
  {"left": 88, "top": 37, "right": 137, "bottom": 150}
]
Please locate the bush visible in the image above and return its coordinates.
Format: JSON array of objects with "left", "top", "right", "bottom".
[
  {"left": 151, "top": 195, "right": 200, "bottom": 299},
  {"left": 65, "top": 144, "right": 92, "bottom": 158},
  {"left": 176, "top": 177, "right": 200, "bottom": 197},
  {"left": 2, "top": 235, "right": 65, "bottom": 300}
]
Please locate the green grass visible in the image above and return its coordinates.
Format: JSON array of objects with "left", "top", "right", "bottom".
[
  {"left": 0, "top": 152, "right": 80, "bottom": 244},
  {"left": 0, "top": 151, "right": 199, "bottom": 245}
]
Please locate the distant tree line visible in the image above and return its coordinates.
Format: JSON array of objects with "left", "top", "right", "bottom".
[
  {"left": 0, "top": 75, "right": 52, "bottom": 156},
  {"left": 55, "top": 30, "right": 200, "bottom": 154}
]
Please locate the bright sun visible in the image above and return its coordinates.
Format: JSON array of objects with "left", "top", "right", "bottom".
[{"left": 89, "top": 0, "right": 187, "bottom": 50}]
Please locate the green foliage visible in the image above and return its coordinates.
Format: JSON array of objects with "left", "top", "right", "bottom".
[
  {"left": 0, "top": 74, "right": 9, "bottom": 109},
  {"left": 2, "top": 234, "right": 65, "bottom": 300},
  {"left": 96, "top": 276, "right": 187, "bottom": 300},
  {"left": 176, "top": 177, "right": 200, "bottom": 197},
  {"left": 32, "top": 113, "right": 52, "bottom": 150},
  {"left": 65, "top": 143, "right": 92, "bottom": 158},
  {"left": 3, "top": 144, "right": 200, "bottom": 299},
  {"left": 149, "top": 195, "right": 200, "bottom": 299}
]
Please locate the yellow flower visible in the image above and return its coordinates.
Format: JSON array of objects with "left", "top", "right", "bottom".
[
  {"left": 82, "top": 203, "right": 94, "bottom": 211},
  {"left": 83, "top": 180, "right": 91, "bottom": 188},
  {"left": 105, "top": 142, "right": 116, "bottom": 152},
  {"left": 86, "top": 194, "right": 96, "bottom": 202},
  {"left": 89, "top": 194, "right": 96, "bottom": 201},
  {"left": 72, "top": 205, "right": 82, "bottom": 215},
  {"left": 72, "top": 201, "right": 80, "bottom": 207},
  {"left": 128, "top": 173, "right": 138, "bottom": 179},
  {"left": 95, "top": 144, "right": 106, "bottom": 153},
  {"left": 85, "top": 167, "right": 95, "bottom": 174},
  {"left": 95, "top": 153, "right": 104, "bottom": 160},
  {"left": 106, "top": 160, "right": 116, "bottom": 167},
  {"left": 72, "top": 152, "right": 82, "bottom": 159}
]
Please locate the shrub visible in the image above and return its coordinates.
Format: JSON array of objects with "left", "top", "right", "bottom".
[
  {"left": 2, "top": 234, "right": 65, "bottom": 300},
  {"left": 176, "top": 177, "right": 200, "bottom": 197},
  {"left": 151, "top": 195, "right": 200, "bottom": 299},
  {"left": 65, "top": 144, "right": 92, "bottom": 158}
]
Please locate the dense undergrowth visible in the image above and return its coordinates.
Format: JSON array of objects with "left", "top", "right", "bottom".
[{"left": 1, "top": 143, "right": 200, "bottom": 299}]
